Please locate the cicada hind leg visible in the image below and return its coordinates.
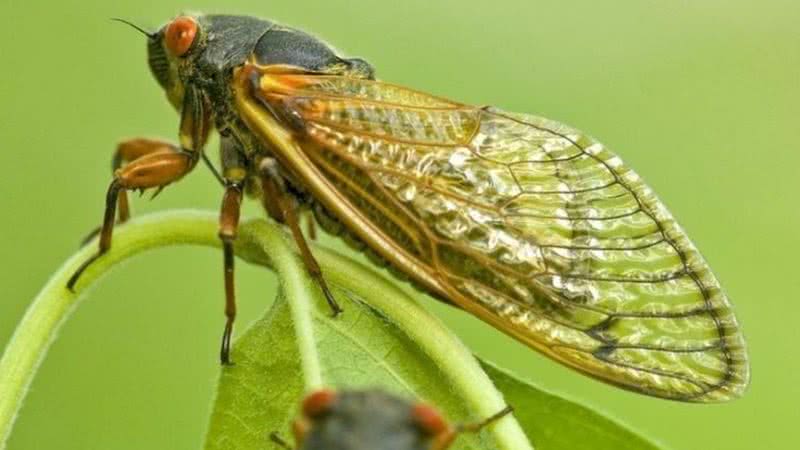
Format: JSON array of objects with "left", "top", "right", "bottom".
[
  {"left": 258, "top": 157, "right": 343, "bottom": 317},
  {"left": 67, "top": 139, "right": 197, "bottom": 290}
]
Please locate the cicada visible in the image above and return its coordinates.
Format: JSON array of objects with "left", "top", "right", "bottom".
[
  {"left": 68, "top": 14, "right": 749, "bottom": 402},
  {"left": 271, "top": 389, "right": 511, "bottom": 450}
]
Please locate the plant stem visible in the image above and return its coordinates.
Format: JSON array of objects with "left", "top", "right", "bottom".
[{"left": 248, "top": 226, "right": 324, "bottom": 390}]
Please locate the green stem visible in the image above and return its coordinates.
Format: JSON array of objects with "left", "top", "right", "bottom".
[
  {"left": 0, "top": 210, "right": 531, "bottom": 450},
  {"left": 247, "top": 225, "right": 324, "bottom": 390}
]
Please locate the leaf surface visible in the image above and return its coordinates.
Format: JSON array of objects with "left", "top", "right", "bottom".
[{"left": 482, "top": 361, "right": 663, "bottom": 450}]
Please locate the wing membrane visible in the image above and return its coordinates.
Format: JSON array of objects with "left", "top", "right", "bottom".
[{"left": 239, "top": 69, "right": 749, "bottom": 401}]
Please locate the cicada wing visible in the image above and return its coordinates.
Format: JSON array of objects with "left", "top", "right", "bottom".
[{"left": 236, "top": 67, "right": 749, "bottom": 402}]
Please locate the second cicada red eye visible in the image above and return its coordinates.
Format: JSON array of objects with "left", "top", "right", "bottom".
[
  {"left": 302, "top": 389, "right": 337, "bottom": 418},
  {"left": 410, "top": 402, "right": 448, "bottom": 436},
  {"left": 164, "top": 16, "right": 198, "bottom": 57}
]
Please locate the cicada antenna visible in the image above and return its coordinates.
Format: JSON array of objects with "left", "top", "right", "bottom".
[
  {"left": 110, "top": 17, "right": 157, "bottom": 39},
  {"left": 456, "top": 405, "right": 514, "bottom": 433},
  {"left": 432, "top": 405, "right": 514, "bottom": 450}
]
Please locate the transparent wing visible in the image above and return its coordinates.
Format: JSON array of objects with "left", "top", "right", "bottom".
[{"left": 244, "top": 70, "right": 749, "bottom": 401}]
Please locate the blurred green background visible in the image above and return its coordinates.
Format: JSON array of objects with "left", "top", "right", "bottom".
[{"left": 1, "top": 0, "right": 797, "bottom": 448}]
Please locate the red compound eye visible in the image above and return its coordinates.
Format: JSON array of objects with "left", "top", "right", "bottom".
[
  {"left": 164, "top": 16, "right": 198, "bottom": 57},
  {"left": 411, "top": 403, "right": 448, "bottom": 436},
  {"left": 302, "top": 389, "right": 337, "bottom": 418}
]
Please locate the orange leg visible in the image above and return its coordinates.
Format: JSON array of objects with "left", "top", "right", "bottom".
[
  {"left": 67, "top": 144, "right": 196, "bottom": 290},
  {"left": 111, "top": 138, "right": 179, "bottom": 222},
  {"left": 259, "top": 159, "right": 342, "bottom": 316},
  {"left": 218, "top": 183, "right": 243, "bottom": 364},
  {"left": 80, "top": 139, "right": 178, "bottom": 245}
]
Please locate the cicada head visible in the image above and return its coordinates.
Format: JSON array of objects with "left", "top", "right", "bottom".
[
  {"left": 143, "top": 14, "right": 374, "bottom": 115},
  {"left": 144, "top": 15, "right": 266, "bottom": 111},
  {"left": 296, "top": 389, "right": 435, "bottom": 450}
]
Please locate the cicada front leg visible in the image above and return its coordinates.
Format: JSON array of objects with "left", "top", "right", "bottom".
[
  {"left": 259, "top": 158, "right": 343, "bottom": 317},
  {"left": 67, "top": 142, "right": 198, "bottom": 290},
  {"left": 79, "top": 138, "right": 179, "bottom": 245},
  {"left": 68, "top": 86, "right": 210, "bottom": 291},
  {"left": 110, "top": 138, "right": 184, "bottom": 222}
]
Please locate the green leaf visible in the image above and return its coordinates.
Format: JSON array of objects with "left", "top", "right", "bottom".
[
  {"left": 204, "top": 221, "right": 532, "bottom": 450},
  {"left": 481, "top": 361, "right": 663, "bottom": 450}
]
